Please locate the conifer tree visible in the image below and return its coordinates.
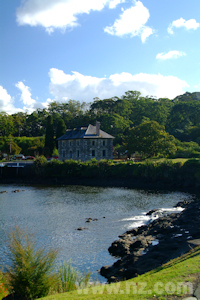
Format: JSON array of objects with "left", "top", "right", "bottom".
[
  {"left": 45, "top": 115, "right": 54, "bottom": 156},
  {"left": 56, "top": 118, "right": 66, "bottom": 148}
]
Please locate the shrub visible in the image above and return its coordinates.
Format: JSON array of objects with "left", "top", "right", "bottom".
[
  {"left": 6, "top": 226, "right": 58, "bottom": 300},
  {"left": 0, "top": 270, "right": 9, "bottom": 300},
  {"left": 34, "top": 155, "right": 47, "bottom": 176},
  {"left": 55, "top": 260, "right": 91, "bottom": 293}
]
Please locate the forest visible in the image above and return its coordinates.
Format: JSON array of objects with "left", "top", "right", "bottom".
[{"left": 0, "top": 90, "right": 200, "bottom": 159}]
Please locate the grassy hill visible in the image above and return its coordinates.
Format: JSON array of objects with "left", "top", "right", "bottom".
[{"left": 39, "top": 245, "right": 200, "bottom": 300}]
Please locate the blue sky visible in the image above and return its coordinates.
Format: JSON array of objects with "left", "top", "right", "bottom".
[{"left": 1, "top": 0, "right": 200, "bottom": 114}]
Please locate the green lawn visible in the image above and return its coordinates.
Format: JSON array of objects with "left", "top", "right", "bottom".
[
  {"left": 142, "top": 158, "right": 189, "bottom": 164},
  {"left": 39, "top": 245, "right": 200, "bottom": 300}
]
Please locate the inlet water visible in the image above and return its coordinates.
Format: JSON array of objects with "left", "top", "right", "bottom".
[{"left": 0, "top": 184, "right": 195, "bottom": 282}]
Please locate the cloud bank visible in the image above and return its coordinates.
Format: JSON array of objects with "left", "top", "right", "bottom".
[
  {"left": 16, "top": 0, "right": 125, "bottom": 33},
  {"left": 0, "top": 69, "right": 189, "bottom": 114},
  {"left": 168, "top": 17, "right": 199, "bottom": 34},
  {"left": 156, "top": 50, "right": 186, "bottom": 60},
  {"left": 104, "top": 1, "right": 153, "bottom": 42},
  {"left": 49, "top": 68, "right": 188, "bottom": 102}
]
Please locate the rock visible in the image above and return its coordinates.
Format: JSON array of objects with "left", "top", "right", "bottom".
[
  {"left": 76, "top": 227, "right": 88, "bottom": 231},
  {"left": 85, "top": 218, "right": 92, "bottom": 223},
  {"left": 194, "top": 282, "right": 200, "bottom": 299},
  {"left": 101, "top": 198, "right": 200, "bottom": 282},
  {"left": 146, "top": 209, "right": 158, "bottom": 216},
  {"left": 108, "top": 236, "right": 133, "bottom": 257},
  {"left": 93, "top": 218, "right": 98, "bottom": 221},
  {"left": 0, "top": 191, "right": 7, "bottom": 193},
  {"left": 12, "top": 189, "right": 21, "bottom": 193}
]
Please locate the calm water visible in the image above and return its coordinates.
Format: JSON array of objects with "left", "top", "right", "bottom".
[{"left": 0, "top": 184, "right": 195, "bottom": 281}]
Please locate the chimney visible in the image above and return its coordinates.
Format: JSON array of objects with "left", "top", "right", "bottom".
[{"left": 96, "top": 121, "right": 100, "bottom": 136}]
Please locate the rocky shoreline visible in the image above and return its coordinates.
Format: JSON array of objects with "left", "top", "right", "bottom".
[{"left": 100, "top": 198, "right": 200, "bottom": 283}]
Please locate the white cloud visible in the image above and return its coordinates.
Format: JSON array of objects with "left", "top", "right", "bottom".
[
  {"left": 15, "top": 81, "right": 37, "bottom": 113},
  {"left": 0, "top": 86, "right": 22, "bottom": 114},
  {"left": 156, "top": 50, "right": 186, "bottom": 60},
  {"left": 168, "top": 17, "right": 199, "bottom": 34},
  {"left": 104, "top": 1, "right": 154, "bottom": 42},
  {"left": 49, "top": 68, "right": 188, "bottom": 101},
  {"left": 141, "top": 27, "right": 153, "bottom": 43},
  {"left": 16, "top": 0, "right": 124, "bottom": 33}
]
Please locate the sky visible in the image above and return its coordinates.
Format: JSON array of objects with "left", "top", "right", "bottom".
[{"left": 1, "top": 0, "right": 200, "bottom": 114}]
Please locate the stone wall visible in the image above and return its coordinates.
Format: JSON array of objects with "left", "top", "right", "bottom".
[{"left": 58, "top": 138, "right": 113, "bottom": 161}]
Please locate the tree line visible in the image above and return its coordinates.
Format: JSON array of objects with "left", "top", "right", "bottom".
[{"left": 1, "top": 91, "right": 200, "bottom": 158}]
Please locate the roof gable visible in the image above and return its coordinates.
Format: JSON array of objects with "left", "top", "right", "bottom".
[{"left": 57, "top": 124, "right": 114, "bottom": 140}]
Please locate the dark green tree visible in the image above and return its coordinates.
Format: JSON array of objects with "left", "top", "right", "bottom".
[
  {"left": 45, "top": 115, "right": 54, "bottom": 156},
  {"left": 56, "top": 118, "right": 66, "bottom": 148}
]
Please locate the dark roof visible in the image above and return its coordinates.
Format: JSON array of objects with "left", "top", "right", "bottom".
[{"left": 57, "top": 124, "right": 114, "bottom": 140}]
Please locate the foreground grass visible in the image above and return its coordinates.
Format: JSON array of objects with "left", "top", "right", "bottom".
[{"left": 39, "top": 245, "right": 200, "bottom": 300}]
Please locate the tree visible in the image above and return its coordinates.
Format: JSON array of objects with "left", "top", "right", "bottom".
[
  {"left": 56, "top": 119, "right": 66, "bottom": 148},
  {"left": 6, "top": 225, "right": 58, "bottom": 300},
  {"left": 125, "top": 120, "right": 177, "bottom": 158},
  {"left": 100, "top": 113, "right": 131, "bottom": 145},
  {"left": 2, "top": 139, "right": 22, "bottom": 155},
  {"left": 45, "top": 115, "right": 54, "bottom": 156},
  {"left": 0, "top": 112, "right": 14, "bottom": 136}
]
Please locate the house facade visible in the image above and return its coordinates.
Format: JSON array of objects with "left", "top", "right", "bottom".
[{"left": 57, "top": 122, "right": 114, "bottom": 161}]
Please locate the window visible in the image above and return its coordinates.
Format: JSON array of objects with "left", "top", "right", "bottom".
[
  {"left": 69, "top": 141, "right": 72, "bottom": 146},
  {"left": 103, "top": 150, "right": 106, "bottom": 157},
  {"left": 92, "top": 150, "right": 95, "bottom": 157},
  {"left": 70, "top": 151, "right": 72, "bottom": 158},
  {"left": 77, "top": 150, "right": 79, "bottom": 158},
  {"left": 77, "top": 140, "right": 80, "bottom": 146},
  {"left": 62, "top": 150, "right": 66, "bottom": 158},
  {"left": 62, "top": 141, "right": 65, "bottom": 147},
  {"left": 92, "top": 140, "right": 95, "bottom": 146}
]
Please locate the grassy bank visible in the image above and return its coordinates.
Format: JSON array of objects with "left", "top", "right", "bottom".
[{"left": 39, "top": 245, "right": 200, "bottom": 300}]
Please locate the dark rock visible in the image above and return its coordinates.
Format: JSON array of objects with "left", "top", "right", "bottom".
[
  {"left": 85, "top": 218, "right": 92, "bottom": 223},
  {"left": 101, "top": 198, "right": 200, "bottom": 282},
  {"left": 146, "top": 209, "right": 158, "bottom": 216},
  {"left": 12, "top": 189, "right": 21, "bottom": 193},
  {"left": 93, "top": 218, "right": 98, "bottom": 221},
  {"left": 76, "top": 227, "right": 88, "bottom": 231},
  {"left": 108, "top": 236, "right": 133, "bottom": 257}
]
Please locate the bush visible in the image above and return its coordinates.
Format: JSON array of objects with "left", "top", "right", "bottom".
[
  {"left": 0, "top": 270, "right": 8, "bottom": 300},
  {"left": 34, "top": 155, "right": 47, "bottom": 176},
  {"left": 6, "top": 226, "right": 58, "bottom": 300},
  {"left": 55, "top": 260, "right": 91, "bottom": 293}
]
